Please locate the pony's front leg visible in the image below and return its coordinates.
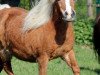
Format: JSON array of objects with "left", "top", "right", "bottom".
[
  {"left": 62, "top": 50, "right": 80, "bottom": 75},
  {"left": 37, "top": 53, "right": 49, "bottom": 75}
]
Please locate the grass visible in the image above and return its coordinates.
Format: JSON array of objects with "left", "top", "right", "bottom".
[{"left": 0, "top": 45, "right": 100, "bottom": 75}]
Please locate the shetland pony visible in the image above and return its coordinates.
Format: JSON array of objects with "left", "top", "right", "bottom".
[
  {"left": 93, "top": 14, "right": 100, "bottom": 63},
  {"left": 0, "top": 0, "right": 80, "bottom": 75}
]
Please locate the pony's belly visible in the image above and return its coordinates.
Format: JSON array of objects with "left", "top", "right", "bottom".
[{"left": 11, "top": 48, "right": 37, "bottom": 62}]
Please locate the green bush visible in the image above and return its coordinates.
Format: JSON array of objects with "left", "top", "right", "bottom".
[
  {"left": 19, "top": 0, "right": 30, "bottom": 9},
  {"left": 74, "top": 19, "right": 94, "bottom": 45}
]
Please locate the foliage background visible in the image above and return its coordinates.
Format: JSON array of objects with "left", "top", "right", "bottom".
[{"left": 74, "top": 0, "right": 96, "bottom": 45}]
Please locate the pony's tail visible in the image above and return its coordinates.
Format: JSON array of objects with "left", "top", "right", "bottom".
[{"left": 93, "top": 20, "right": 100, "bottom": 63}]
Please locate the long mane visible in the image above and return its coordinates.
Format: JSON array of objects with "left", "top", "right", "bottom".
[{"left": 23, "top": 0, "right": 55, "bottom": 32}]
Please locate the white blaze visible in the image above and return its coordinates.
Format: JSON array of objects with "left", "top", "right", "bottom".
[{"left": 65, "top": 0, "right": 72, "bottom": 15}]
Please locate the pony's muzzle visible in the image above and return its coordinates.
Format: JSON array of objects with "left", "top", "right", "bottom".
[{"left": 62, "top": 9, "right": 76, "bottom": 21}]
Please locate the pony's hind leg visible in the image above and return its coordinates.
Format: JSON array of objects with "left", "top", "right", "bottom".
[
  {"left": 0, "top": 59, "right": 14, "bottom": 75},
  {"left": 0, "top": 49, "right": 14, "bottom": 75},
  {"left": 3, "top": 60, "right": 14, "bottom": 75},
  {"left": 0, "top": 58, "right": 3, "bottom": 72},
  {"left": 62, "top": 50, "right": 80, "bottom": 75},
  {"left": 0, "top": 49, "right": 4, "bottom": 72}
]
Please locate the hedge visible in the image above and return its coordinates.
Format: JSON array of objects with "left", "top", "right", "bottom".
[{"left": 74, "top": 19, "right": 94, "bottom": 45}]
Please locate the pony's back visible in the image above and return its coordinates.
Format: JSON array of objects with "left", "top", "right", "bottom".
[{"left": 93, "top": 15, "right": 100, "bottom": 63}]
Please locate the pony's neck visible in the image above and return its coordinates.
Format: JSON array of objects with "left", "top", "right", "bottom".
[
  {"left": 51, "top": 4, "right": 69, "bottom": 45},
  {"left": 52, "top": 2, "right": 62, "bottom": 22}
]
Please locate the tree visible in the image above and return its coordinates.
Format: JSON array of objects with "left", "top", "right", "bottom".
[{"left": 87, "top": 0, "right": 93, "bottom": 18}]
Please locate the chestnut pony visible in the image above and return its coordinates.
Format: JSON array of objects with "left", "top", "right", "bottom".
[
  {"left": 93, "top": 14, "right": 100, "bottom": 63},
  {"left": 0, "top": 0, "right": 80, "bottom": 75}
]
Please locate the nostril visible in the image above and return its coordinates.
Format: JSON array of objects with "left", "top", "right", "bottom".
[
  {"left": 65, "top": 11, "right": 68, "bottom": 15},
  {"left": 71, "top": 10, "right": 76, "bottom": 17}
]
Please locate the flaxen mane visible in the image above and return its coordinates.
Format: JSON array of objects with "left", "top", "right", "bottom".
[{"left": 23, "top": 0, "right": 55, "bottom": 31}]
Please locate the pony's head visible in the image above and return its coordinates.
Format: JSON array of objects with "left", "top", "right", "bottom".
[{"left": 53, "top": 0, "right": 75, "bottom": 21}]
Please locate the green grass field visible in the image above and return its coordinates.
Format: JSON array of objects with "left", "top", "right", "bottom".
[{"left": 0, "top": 45, "right": 100, "bottom": 75}]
